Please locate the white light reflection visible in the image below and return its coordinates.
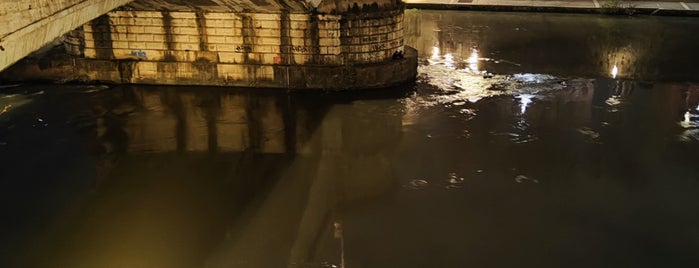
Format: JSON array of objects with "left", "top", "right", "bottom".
[
  {"left": 431, "top": 46, "right": 440, "bottom": 62},
  {"left": 611, "top": 65, "right": 619, "bottom": 79},
  {"left": 685, "top": 111, "right": 691, "bottom": 124},
  {"left": 468, "top": 49, "right": 479, "bottom": 73},
  {"left": 517, "top": 94, "right": 534, "bottom": 114},
  {"left": 696, "top": 104, "right": 699, "bottom": 111},
  {"left": 444, "top": 53, "right": 454, "bottom": 69}
]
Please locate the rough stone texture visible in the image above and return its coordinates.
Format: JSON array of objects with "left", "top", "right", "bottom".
[
  {"left": 0, "top": 47, "right": 417, "bottom": 90},
  {"left": 0, "top": 0, "right": 134, "bottom": 71},
  {"left": 1, "top": 0, "right": 416, "bottom": 90},
  {"left": 83, "top": 8, "right": 404, "bottom": 65},
  {"left": 102, "top": 45, "right": 415, "bottom": 89},
  {"left": 69, "top": 3, "right": 412, "bottom": 89}
]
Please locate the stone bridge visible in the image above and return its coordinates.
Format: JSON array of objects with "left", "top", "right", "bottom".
[
  {"left": 0, "top": 0, "right": 133, "bottom": 71},
  {"left": 0, "top": 0, "right": 416, "bottom": 90}
]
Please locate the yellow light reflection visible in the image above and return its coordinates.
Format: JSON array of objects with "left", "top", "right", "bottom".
[
  {"left": 611, "top": 65, "right": 619, "bottom": 79},
  {"left": 468, "top": 49, "right": 479, "bottom": 72}
]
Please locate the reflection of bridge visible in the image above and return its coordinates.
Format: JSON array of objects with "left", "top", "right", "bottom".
[
  {"left": 0, "top": 0, "right": 417, "bottom": 89},
  {"left": 21, "top": 87, "right": 404, "bottom": 267}
]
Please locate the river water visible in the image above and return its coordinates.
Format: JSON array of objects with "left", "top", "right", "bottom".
[{"left": 1, "top": 10, "right": 699, "bottom": 268}]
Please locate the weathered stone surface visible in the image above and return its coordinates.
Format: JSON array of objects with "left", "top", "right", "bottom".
[
  {"left": 0, "top": 0, "right": 133, "bottom": 71},
  {"left": 1, "top": 47, "right": 417, "bottom": 90},
  {"left": 1, "top": 0, "right": 416, "bottom": 90}
]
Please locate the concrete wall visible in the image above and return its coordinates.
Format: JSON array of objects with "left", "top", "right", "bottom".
[{"left": 0, "top": 0, "right": 133, "bottom": 71}]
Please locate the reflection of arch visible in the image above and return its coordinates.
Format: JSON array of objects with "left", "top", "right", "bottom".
[
  {"left": 205, "top": 98, "right": 405, "bottom": 268},
  {"left": 122, "top": 87, "right": 307, "bottom": 154},
  {"left": 67, "top": 86, "right": 408, "bottom": 268}
]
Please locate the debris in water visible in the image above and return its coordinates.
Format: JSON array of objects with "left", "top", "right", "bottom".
[
  {"left": 514, "top": 175, "right": 539, "bottom": 184},
  {"left": 0, "top": 84, "right": 21, "bottom": 89},
  {"left": 444, "top": 172, "right": 465, "bottom": 189},
  {"left": 605, "top": 96, "right": 622, "bottom": 106},
  {"left": 577, "top": 127, "right": 600, "bottom": 139},
  {"left": 403, "top": 179, "right": 429, "bottom": 190}
]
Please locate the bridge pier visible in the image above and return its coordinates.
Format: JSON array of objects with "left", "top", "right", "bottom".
[{"left": 2, "top": 0, "right": 417, "bottom": 90}]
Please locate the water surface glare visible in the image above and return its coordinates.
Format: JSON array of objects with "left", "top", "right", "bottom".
[{"left": 2, "top": 10, "right": 699, "bottom": 268}]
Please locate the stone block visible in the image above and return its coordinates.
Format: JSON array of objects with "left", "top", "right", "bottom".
[
  {"left": 214, "top": 44, "right": 237, "bottom": 52},
  {"left": 256, "top": 37, "right": 281, "bottom": 46},
  {"left": 289, "top": 14, "right": 309, "bottom": 21},
  {"left": 169, "top": 12, "right": 196, "bottom": 19},
  {"left": 169, "top": 18, "right": 197, "bottom": 27},
  {"left": 136, "top": 34, "right": 154, "bottom": 42},
  {"left": 171, "top": 27, "right": 198, "bottom": 35},
  {"left": 174, "top": 43, "right": 200, "bottom": 51},
  {"left": 318, "top": 30, "right": 339, "bottom": 38},
  {"left": 217, "top": 65, "right": 246, "bottom": 80},
  {"left": 145, "top": 42, "right": 167, "bottom": 50},
  {"left": 114, "top": 26, "right": 128, "bottom": 32},
  {"left": 290, "top": 37, "right": 309, "bottom": 47},
  {"left": 204, "top": 13, "right": 237, "bottom": 20},
  {"left": 143, "top": 26, "right": 164, "bottom": 34},
  {"left": 126, "top": 26, "right": 145, "bottom": 33},
  {"left": 318, "top": 21, "right": 340, "bottom": 30},
  {"left": 290, "top": 21, "right": 308, "bottom": 30},
  {"left": 289, "top": 29, "right": 306, "bottom": 38},
  {"left": 255, "top": 29, "right": 282, "bottom": 37},
  {"left": 126, "top": 11, "right": 162, "bottom": 18},
  {"left": 218, "top": 52, "right": 244, "bottom": 63},
  {"left": 225, "top": 36, "right": 244, "bottom": 44},
  {"left": 255, "top": 45, "right": 281, "bottom": 54},
  {"left": 327, "top": 46, "right": 341, "bottom": 55},
  {"left": 206, "top": 19, "right": 234, "bottom": 28},
  {"left": 112, "top": 41, "right": 129, "bottom": 49},
  {"left": 129, "top": 42, "right": 147, "bottom": 49},
  {"left": 84, "top": 48, "right": 96, "bottom": 58},
  {"left": 258, "top": 20, "right": 280, "bottom": 29},
  {"left": 207, "top": 36, "right": 227, "bottom": 44},
  {"left": 252, "top": 13, "right": 279, "bottom": 21},
  {"left": 207, "top": 28, "right": 236, "bottom": 36},
  {"left": 259, "top": 53, "right": 277, "bottom": 64},
  {"left": 152, "top": 34, "right": 168, "bottom": 42},
  {"left": 136, "top": 62, "right": 158, "bottom": 76},
  {"left": 318, "top": 38, "right": 339, "bottom": 47},
  {"left": 293, "top": 54, "right": 309, "bottom": 64}
]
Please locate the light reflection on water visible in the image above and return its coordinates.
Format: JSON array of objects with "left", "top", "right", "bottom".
[{"left": 3, "top": 10, "right": 699, "bottom": 268}]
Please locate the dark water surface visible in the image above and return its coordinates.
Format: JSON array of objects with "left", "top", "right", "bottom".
[{"left": 2, "top": 10, "right": 699, "bottom": 268}]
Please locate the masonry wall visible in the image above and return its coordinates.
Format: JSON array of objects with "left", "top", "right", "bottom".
[{"left": 77, "top": 8, "right": 405, "bottom": 86}]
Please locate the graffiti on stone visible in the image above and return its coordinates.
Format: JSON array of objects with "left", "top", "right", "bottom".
[
  {"left": 235, "top": 45, "right": 253, "bottom": 52},
  {"left": 131, "top": 50, "right": 147, "bottom": 58},
  {"left": 361, "top": 35, "right": 388, "bottom": 43},
  {"left": 370, "top": 44, "right": 386, "bottom": 52},
  {"left": 290, "top": 46, "right": 320, "bottom": 54}
]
